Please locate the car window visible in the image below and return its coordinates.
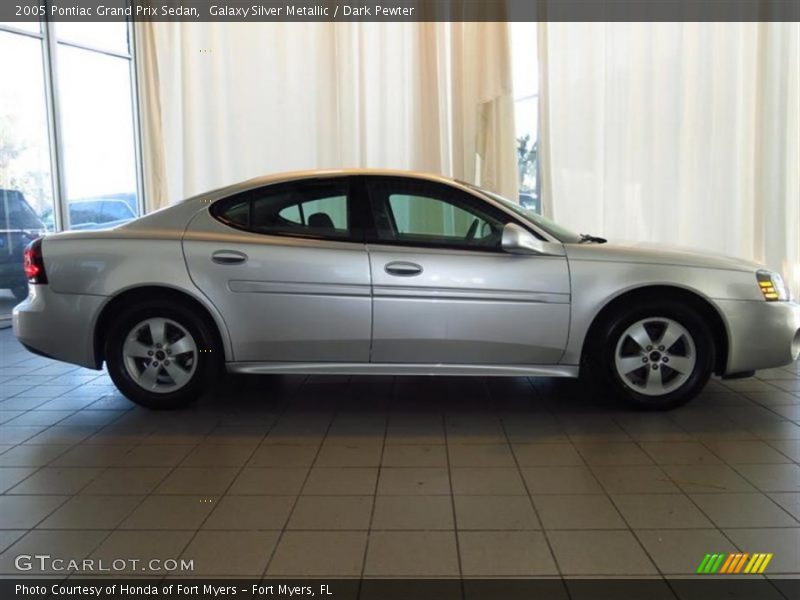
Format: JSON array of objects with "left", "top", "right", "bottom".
[
  {"left": 213, "top": 180, "right": 352, "bottom": 240},
  {"left": 0, "top": 190, "right": 45, "bottom": 230},
  {"left": 367, "top": 178, "right": 505, "bottom": 249},
  {"left": 102, "top": 201, "right": 134, "bottom": 221}
]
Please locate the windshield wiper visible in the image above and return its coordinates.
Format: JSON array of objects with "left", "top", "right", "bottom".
[{"left": 579, "top": 233, "right": 607, "bottom": 244}]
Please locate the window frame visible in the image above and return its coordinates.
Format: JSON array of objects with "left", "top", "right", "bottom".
[
  {"left": 0, "top": 12, "right": 145, "bottom": 232},
  {"left": 210, "top": 176, "right": 369, "bottom": 244},
  {"left": 362, "top": 176, "right": 517, "bottom": 253}
]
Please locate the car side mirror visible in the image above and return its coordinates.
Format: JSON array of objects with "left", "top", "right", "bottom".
[{"left": 501, "top": 222, "right": 551, "bottom": 255}]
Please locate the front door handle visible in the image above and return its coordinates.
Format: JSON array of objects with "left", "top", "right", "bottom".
[
  {"left": 211, "top": 250, "right": 248, "bottom": 265},
  {"left": 385, "top": 261, "right": 423, "bottom": 277}
]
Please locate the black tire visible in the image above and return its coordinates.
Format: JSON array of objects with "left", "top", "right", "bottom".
[
  {"left": 105, "top": 300, "right": 221, "bottom": 409},
  {"left": 587, "top": 300, "right": 715, "bottom": 410},
  {"left": 11, "top": 284, "right": 28, "bottom": 301}
]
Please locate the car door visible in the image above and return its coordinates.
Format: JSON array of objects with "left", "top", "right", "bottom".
[
  {"left": 363, "top": 176, "right": 570, "bottom": 365},
  {"left": 182, "top": 176, "right": 372, "bottom": 362}
]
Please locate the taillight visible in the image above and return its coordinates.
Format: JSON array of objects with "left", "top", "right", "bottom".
[{"left": 23, "top": 237, "right": 47, "bottom": 284}]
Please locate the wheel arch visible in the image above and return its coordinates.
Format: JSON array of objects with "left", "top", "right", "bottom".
[
  {"left": 580, "top": 285, "right": 730, "bottom": 375},
  {"left": 93, "top": 285, "right": 231, "bottom": 369}
]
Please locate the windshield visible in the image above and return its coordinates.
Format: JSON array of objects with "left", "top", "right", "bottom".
[{"left": 466, "top": 185, "right": 583, "bottom": 244}]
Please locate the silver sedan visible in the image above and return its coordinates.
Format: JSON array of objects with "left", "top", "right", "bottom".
[{"left": 13, "top": 170, "right": 800, "bottom": 409}]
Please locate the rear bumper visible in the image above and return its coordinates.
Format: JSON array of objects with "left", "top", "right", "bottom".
[
  {"left": 716, "top": 299, "right": 800, "bottom": 374},
  {"left": 12, "top": 285, "right": 105, "bottom": 369}
]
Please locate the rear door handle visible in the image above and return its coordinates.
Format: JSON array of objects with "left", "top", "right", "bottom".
[
  {"left": 211, "top": 250, "right": 248, "bottom": 265},
  {"left": 385, "top": 261, "right": 423, "bottom": 277}
]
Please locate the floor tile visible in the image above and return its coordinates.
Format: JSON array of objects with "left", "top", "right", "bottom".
[
  {"left": 180, "top": 444, "right": 257, "bottom": 467},
  {"left": 154, "top": 468, "right": 238, "bottom": 495},
  {"left": 0, "top": 495, "right": 67, "bottom": 529},
  {"left": 522, "top": 466, "right": 604, "bottom": 494},
  {"left": 377, "top": 468, "right": 451, "bottom": 495},
  {"left": 689, "top": 493, "right": 798, "bottom": 528},
  {"left": 575, "top": 442, "right": 654, "bottom": 466},
  {"left": 120, "top": 495, "right": 215, "bottom": 530},
  {"left": 454, "top": 495, "right": 540, "bottom": 530},
  {"left": 635, "top": 529, "right": 737, "bottom": 574},
  {"left": 364, "top": 531, "right": 459, "bottom": 576},
  {"left": 0, "top": 444, "right": 70, "bottom": 467},
  {"left": 181, "top": 531, "right": 278, "bottom": 576},
  {"left": 302, "top": 468, "right": 377, "bottom": 495},
  {"left": 37, "top": 495, "right": 142, "bottom": 529},
  {"left": 451, "top": 467, "right": 526, "bottom": 495},
  {"left": 381, "top": 445, "right": 447, "bottom": 467},
  {"left": 548, "top": 530, "right": 657, "bottom": 575},
  {"left": 80, "top": 467, "right": 170, "bottom": 495},
  {"left": 372, "top": 495, "right": 454, "bottom": 530},
  {"left": 611, "top": 494, "right": 713, "bottom": 529},
  {"left": 723, "top": 528, "right": 800, "bottom": 574},
  {"left": 661, "top": 465, "right": 756, "bottom": 493},
  {"left": 640, "top": 442, "right": 722, "bottom": 465},
  {"left": 769, "top": 492, "right": 800, "bottom": 521},
  {"left": 314, "top": 443, "right": 383, "bottom": 467},
  {"left": 448, "top": 444, "right": 515, "bottom": 467},
  {"left": 512, "top": 443, "right": 584, "bottom": 466},
  {"left": 228, "top": 467, "right": 308, "bottom": 495},
  {"left": 459, "top": 531, "right": 557, "bottom": 575},
  {"left": 267, "top": 531, "right": 367, "bottom": 576},
  {"left": 0, "top": 467, "right": 36, "bottom": 493},
  {"left": 735, "top": 464, "right": 800, "bottom": 492},
  {"left": 204, "top": 495, "right": 295, "bottom": 530},
  {"left": 533, "top": 494, "right": 626, "bottom": 530},
  {"left": 91, "top": 531, "right": 194, "bottom": 575},
  {"left": 7, "top": 467, "right": 102, "bottom": 495},
  {"left": 0, "top": 530, "right": 107, "bottom": 574},
  {"left": 287, "top": 496, "right": 373, "bottom": 530},
  {"left": 249, "top": 445, "right": 319, "bottom": 467}
]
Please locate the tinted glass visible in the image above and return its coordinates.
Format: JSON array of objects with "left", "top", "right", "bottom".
[
  {"left": 215, "top": 180, "right": 351, "bottom": 240},
  {"left": 369, "top": 179, "right": 504, "bottom": 249}
]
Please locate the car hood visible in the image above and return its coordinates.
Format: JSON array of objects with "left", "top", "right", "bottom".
[{"left": 565, "top": 240, "right": 765, "bottom": 273}]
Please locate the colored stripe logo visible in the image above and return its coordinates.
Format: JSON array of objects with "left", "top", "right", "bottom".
[{"left": 696, "top": 553, "right": 773, "bottom": 574}]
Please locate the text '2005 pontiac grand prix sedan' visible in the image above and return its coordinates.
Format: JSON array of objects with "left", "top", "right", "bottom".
[{"left": 13, "top": 170, "right": 800, "bottom": 409}]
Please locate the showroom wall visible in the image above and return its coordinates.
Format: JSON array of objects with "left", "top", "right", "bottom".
[
  {"left": 135, "top": 21, "right": 519, "bottom": 209},
  {"left": 539, "top": 22, "right": 800, "bottom": 297}
]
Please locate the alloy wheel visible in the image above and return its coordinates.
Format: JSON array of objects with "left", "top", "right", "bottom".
[
  {"left": 122, "top": 317, "right": 198, "bottom": 394},
  {"left": 614, "top": 317, "right": 696, "bottom": 396}
]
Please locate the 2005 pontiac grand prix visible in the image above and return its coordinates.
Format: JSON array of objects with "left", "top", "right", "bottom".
[{"left": 13, "top": 170, "right": 800, "bottom": 409}]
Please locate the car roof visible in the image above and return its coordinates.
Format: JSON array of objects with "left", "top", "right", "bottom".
[{"left": 204, "top": 169, "right": 471, "bottom": 200}]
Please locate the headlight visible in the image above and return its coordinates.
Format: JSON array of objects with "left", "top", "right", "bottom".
[{"left": 756, "top": 270, "right": 790, "bottom": 301}]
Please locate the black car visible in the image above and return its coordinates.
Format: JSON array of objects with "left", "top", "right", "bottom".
[{"left": 1, "top": 189, "right": 47, "bottom": 300}]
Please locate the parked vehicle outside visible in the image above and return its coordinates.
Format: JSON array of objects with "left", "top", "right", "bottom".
[
  {"left": 41, "top": 193, "right": 137, "bottom": 231},
  {"left": 0, "top": 189, "right": 47, "bottom": 300},
  {"left": 13, "top": 170, "right": 800, "bottom": 410}
]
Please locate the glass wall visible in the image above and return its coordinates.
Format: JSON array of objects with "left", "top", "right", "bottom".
[
  {"left": 0, "top": 19, "right": 142, "bottom": 315},
  {"left": 511, "top": 23, "right": 540, "bottom": 214}
]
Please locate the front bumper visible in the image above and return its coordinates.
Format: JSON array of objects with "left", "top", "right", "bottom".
[
  {"left": 716, "top": 299, "right": 800, "bottom": 374},
  {"left": 12, "top": 285, "right": 106, "bottom": 369}
]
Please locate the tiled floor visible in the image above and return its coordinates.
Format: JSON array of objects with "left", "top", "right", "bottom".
[{"left": 0, "top": 328, "right": 799, "bottom": 578}]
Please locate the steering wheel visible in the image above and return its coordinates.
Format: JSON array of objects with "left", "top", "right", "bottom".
[{"left": 465, "top": 218, "right": 479, "bottom": 242}]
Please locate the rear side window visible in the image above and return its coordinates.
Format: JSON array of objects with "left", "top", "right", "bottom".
[{"left": 212, "top": 179, "right": 352, "bottom": 240}]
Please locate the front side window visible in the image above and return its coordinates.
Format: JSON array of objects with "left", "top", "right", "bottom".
[
  {"left": 367, "top": 178, "right": 505, "bottom": 250},
  {"left": 214, "top": 179, "right": 352, "bottom": 241}
]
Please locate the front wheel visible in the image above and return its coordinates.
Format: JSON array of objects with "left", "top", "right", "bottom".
[
  {"left": 105, "top": 301, "right": 220, "bottom": 409},
  {"left": 590, "top": 302, "right": 715, "bottom": 410}
]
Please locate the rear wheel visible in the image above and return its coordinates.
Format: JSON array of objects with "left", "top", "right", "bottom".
[
  {"left": 589, "top": 302, "right": 714, "bottom": 410},
  {"left": 105, "top": 301, "right": 220, "bottom": 409}
]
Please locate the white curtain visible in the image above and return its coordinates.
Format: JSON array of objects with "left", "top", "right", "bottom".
[
  {"left": 539, "top": 22, "right": 800, "bottom": 298},
  {"left": 135, "top": 22, "right": 518, "bottom": 210}
]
